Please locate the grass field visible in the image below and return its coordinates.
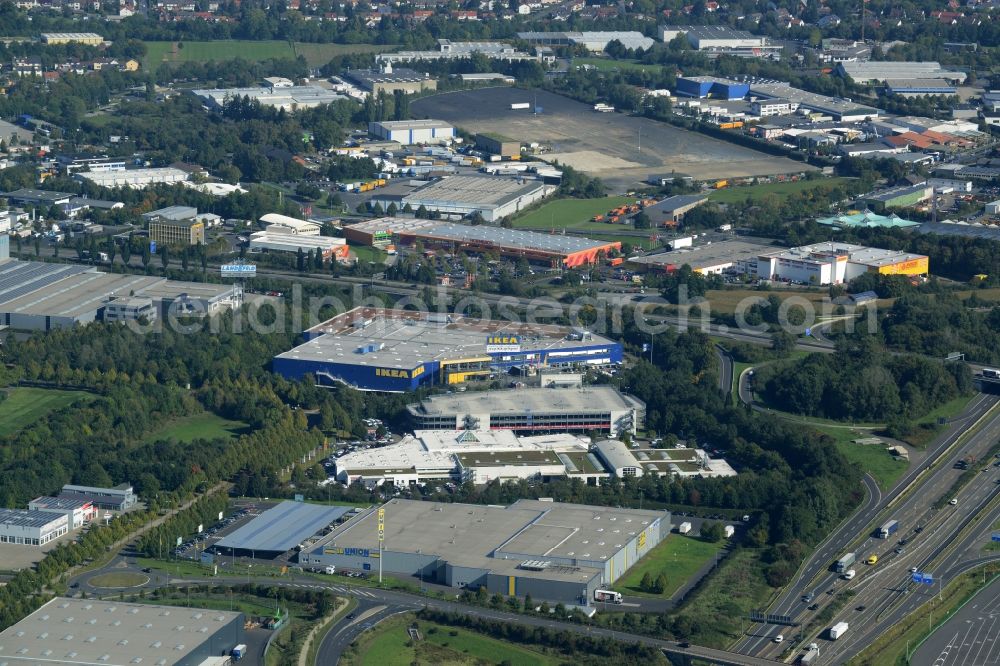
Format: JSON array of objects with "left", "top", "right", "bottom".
[
  {"left": 344, "top": 614, "right": 562, "bottom": 666},
  {"left": 685, "top": 548, "right": 779, "bottom": 647},
  {"left": 143, "top": 41, "right": 393, "bottom": 69},
  {"left": 572, "top": 57, "right": 664, "bottom": 74},
  {"left": 143, "top": 411, "right": 248, "bottom": 444},
  {"left": 89, "top": 572, "right": 149, "bottom": 588},
  {"left": 817, "top": 426, "right": 908, "bottom": 490},
  {"left": 350, "top": 244, "right": 388, "bottom": 265},
  {"left": 708, "top": 177, "right": 854, "bottom": 204},
  {"left": 701, "top": 288, "right": 832, "bottom": 317},
  {"left": 512, "top": 196, "right": 635, "bottom": 231},
  {"left": 613, "top": 535, "right": 723, "bottom": 599},
  {"left": 0, "top": 387, "right": 93, "bottom": 437}
]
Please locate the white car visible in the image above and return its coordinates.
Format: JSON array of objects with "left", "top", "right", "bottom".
[
  {"left": 773, "top": 634, "right": 784, "bottom": 644},
  {"left": 950, "top": 498, "right": 958, "bottom": 505},
  {"left": 910, "top": 567, "right": 918, "bottom": 573}
]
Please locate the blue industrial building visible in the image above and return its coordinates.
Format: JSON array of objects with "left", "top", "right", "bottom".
[
  {"left": 273, "top": 307, "right": 623, "bottom": 392},
  {"left": 676, "top": 75, "right": 749, "bottom": 99}
]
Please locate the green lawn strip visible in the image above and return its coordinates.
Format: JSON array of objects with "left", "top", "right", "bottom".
[
  {"left": 816, "top": 426, "right": 909, "bottom": 490},
  {"left": 350, "top": 244, "right": 388, "bottom": 264},
  {"left": 707, "top": 177, "right": 854, "bottom": 204},
  {"left": 849, "top": 567, "right": 1000, "bottom": 666},
  {"left": 572, "top": 57, "right": 664, "bottom": 74},
  {"left": 142, "top": 411, "right": 249, "bottom": 443},
  {"left": 0, "top": 387, "right": 94, "bottom": 437},
  {"left": 345, "top": 613, "right": 562, "bottom": 666},
  {"left": 134, "top": 556, "right": 286, "bottom": 579},
  {"left": 127, "top": 593, "right": 279, "bottom": 618},
  {"left": 512, "top": 196, "right": 635, "bottom": 230},
  {"left": 421, "top": 621, "right": 562, "bottom": 666},
  {"left": 88, "top": 572, "right": 149, "bottom": 588},
  {"left": 613, "top": 534, "right": 724, "bottom": 599},
  {"left": 143, "top": 41, "right": 393, "bottom": 69}
]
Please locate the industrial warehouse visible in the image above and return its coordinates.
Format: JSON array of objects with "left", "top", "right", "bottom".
[
  {"left": 368, "top": 119, "right": 455, "bottom": 144},
  {"left": 335, "top": 429, "right": 609, "bottom": 487},
  {"left": 248, "top": 231, "right": 350, "bottom": 261},
  {"left": 0, "top": 259, "right": 241, "bottom": 330},
  {"left": 366, "top": 176, "right": 555, "bottom": 223},
  {"left": 0, "top": 598, "right": 245, "bottom": 666},
  {"left": 630, "top": 241, "right": 928, "bottom": 284},
  {"left": 191, "top": 84, "right": 346, "bottom": 111},
  {"left": 344, "top": 217, "right": 620, "bottom": 266},
  {"left": 407, "top": 385, "right": 643, "bottom": 436},
  {"left": 299, "top": 498, "right": 670, "bottom": 605},
  {"left": 272, "top": 307, "right": 623, "bottom": 392},
  {"left": 753, "top": 242, "right": 929, "bottom": 284}
]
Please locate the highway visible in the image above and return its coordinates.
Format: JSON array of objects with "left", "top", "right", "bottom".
[{"left": 734, "top": 393, "right": 1000, "bottom": 662}]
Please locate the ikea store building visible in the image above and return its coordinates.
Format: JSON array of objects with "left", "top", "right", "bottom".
[{"left": 272, "top": 307, "right": 623, "bottom": 392}]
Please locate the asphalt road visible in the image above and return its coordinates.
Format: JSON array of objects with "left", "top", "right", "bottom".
[
  {"left": 913, "top": 576, "right": 1000, "bottom": 665},
  {"left": 735, "top": 393, "right": 1000, "bottom": 659},
  {"left": 716, "top": 344, "right": 734, "bottom": 394}
]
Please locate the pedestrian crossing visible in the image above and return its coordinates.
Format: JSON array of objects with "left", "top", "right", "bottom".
[{"left": 284, "top": 582, "right": 378, "bottom": 598}]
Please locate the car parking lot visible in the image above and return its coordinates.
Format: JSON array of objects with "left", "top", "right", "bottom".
[{"left": 173, "top": 506, "right": 265, "bottom": 560}]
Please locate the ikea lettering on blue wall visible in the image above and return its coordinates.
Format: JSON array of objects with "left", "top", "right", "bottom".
[{"left": 374, "top": 365, "right": 424, "bottom": 379}]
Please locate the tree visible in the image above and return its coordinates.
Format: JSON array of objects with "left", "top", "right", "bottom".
[
  {"left": 640, "top": 571, "right": 654, "bottom": 592},
  {"left": 159, "top": 245, "right": 170, "bottom": 270},
  {"left": 633, "top": 212, "right": 651, "bottom": 229},
  {"left": 700, "top": 521, "right": 724, "bottom": 542},
  {"left": 653, "top": 573, "right": 668, "bottom": 594}
]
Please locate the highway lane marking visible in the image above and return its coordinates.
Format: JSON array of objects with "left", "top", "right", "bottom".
[{"left": 933, "top": 631, "right": 960, "bottom": 666}]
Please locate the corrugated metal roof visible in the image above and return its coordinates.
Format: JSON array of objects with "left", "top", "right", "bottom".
[{"left": 215, "top": 502, "right": 350, "bottom": 553}]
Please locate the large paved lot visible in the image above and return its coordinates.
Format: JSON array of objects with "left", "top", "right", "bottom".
[
  {"left": 411, "top": 88, "right": 813, "bottom": 190},
  {"left": 914, "top": 577, "right": 1000, "bottom": 665}
]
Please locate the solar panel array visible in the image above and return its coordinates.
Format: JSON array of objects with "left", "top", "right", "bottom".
[{"left": 0, "top": 261, "right": 91, "bottom": 305}]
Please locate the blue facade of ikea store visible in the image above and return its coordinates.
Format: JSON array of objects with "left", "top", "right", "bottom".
[{"left": 272, "top": 341, "right": 623, "bottom": 392}]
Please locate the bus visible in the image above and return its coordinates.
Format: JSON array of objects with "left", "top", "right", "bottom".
[{"left": 594, "top": 589, "right": 622, "bottom": 604}]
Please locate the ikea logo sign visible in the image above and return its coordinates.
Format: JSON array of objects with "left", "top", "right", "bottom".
[
  {"left": 375, "top": 365, "right": 424, "bottom": 379},
  {"left": 486, "top": 335, "right": 522, "bottom": 353},
  {"left": 487, "top": 335, "right": 521, "bottom": 346}
]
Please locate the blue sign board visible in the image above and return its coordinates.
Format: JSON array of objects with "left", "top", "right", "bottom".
[
  {"left": 362, "top": 563, "right": 371, "bottom": 571},
  {"left": 992, "top": 532, "right": 1000, "bottom": 542},
  {"left": 221, "top": 263, "right": 257, "bottom": 277},
  {"left": 912, "top": 572, "right": 934, "bottom": 585},
  {"left": 149, "top": 241, "right": 156, "bottom": 254},
  {"left": 805, "top": 328, "right": 812, "bottom": 337}
]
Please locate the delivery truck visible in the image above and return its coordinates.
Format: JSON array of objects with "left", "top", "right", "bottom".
[
  {"left": 834, "top": 552, "right": 856, "bottom": 573},
  {"left": 678, "top": 521, "right": 693, "bottom": 534},
  {"left": 829, "top": 622, "right": 849, "bottom": 640},
  {"left": 878, "top": 519, "right": 899, "bottom": 539},
  {"left": 232, "top": 644, "right": 247, "bottom": 661},
  {"left": 594, "top": 589, "right": 623, "bottom": 604}
]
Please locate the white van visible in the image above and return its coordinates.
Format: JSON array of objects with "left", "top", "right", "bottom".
[
  {"left": 324, "top": 565, "right": 336, "bottom": 574},
  {"left": 843, "top": 569, "right": 856, "bottom": 580}
]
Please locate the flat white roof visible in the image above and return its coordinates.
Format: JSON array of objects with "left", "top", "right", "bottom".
[{"left": 0, "top": 597, "right": 242, "bottom": 666}]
